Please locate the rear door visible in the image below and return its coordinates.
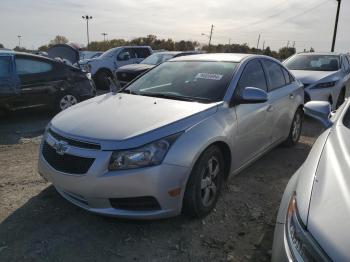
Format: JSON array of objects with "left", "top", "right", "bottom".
[
  {"left": 262, "top": 59, "right": 298, "bottom": 144},
  {"left": 134, "top": 48, "right": 151, "bottom": 63},
  {"left": 13, "top": 55, "right": 55, "bottom": 108},
  {"left": 233, "top": 59, "right": 272, "bottom": 166}
]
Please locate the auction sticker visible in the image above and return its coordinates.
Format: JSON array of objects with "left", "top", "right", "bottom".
[{"left": 195, "top": 73, "right": 223, "bottom": 81}]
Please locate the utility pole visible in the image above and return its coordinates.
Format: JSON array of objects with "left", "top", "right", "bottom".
[
  {"left": 17, "top": 35, "right": 21, "bottom": 48},
  {"left": 256, "top": 34, "right": 261, "bottom": 49},
  {"left": 262, "top": 40, "right": 265, "bottom": 51},
  {"left": 201, "top": 24, "right": 214, "bottom": 51},
  {"left": 331, "top": 0, "right": 341, "bottom": 52},
  {"left": 228, "top": 38, "right": 231, "bottom": 45},
  {"left": 292, "top": 41, "right": 296, "bottom": 48},
  {"left": 82, "top": 15, "right": 93, "bottom": 49},
  {"left": 287, "top": 41, "right": 290, "bottom": 48},
  {"left": 208, "top": 24, "right": 214, "bottom": 48},
  {"left": 102, "top": 33, "right": 108, "bottom": 41}
]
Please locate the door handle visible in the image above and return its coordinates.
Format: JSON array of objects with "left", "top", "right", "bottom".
[
  {"left": 289, "top": 93, "right": 295, "bottom": 99},
  {"left": 267, "top": 105, "right": 274, "bottom": 112}
]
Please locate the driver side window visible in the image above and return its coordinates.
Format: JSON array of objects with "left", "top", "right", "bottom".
[{"left": 237, "top": 60, "right": 267, "bottom": 92}]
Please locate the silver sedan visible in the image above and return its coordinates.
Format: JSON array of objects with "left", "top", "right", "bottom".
[
  {"left": 38, "top": 53, "right": 304, "bottom": 219},
  {"left": 272, "top": 99, "right": 350, "bottom": 261}
]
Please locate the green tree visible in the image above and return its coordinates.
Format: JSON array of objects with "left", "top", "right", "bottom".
[
  {"left": 38, "top": 45, "right": 49, "bottom": 51},
  {"left": 49, "top": 35, "right": 69, "bottom": 46},
  {"left": 0, "top": 43, "right": 4, "bottom": 48},
  {"left": 278, "top": 47, "right": 296, "bottom": 60},
  {"left": 309, "top": 47, "right": 315, "bottom": 53}
]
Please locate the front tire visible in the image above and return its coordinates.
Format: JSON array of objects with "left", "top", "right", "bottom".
[
  {"left": 283, "top": 108, "right": 303, "bottom": 147},
  {"left": 94, "top": 70, "right": 111, "bottom": 90},
  {"left": 182, "top": 145, "right": 224, "bottom": 218},
  {"left": 335, "top": 89, "right": 345, "bottom": 109}
]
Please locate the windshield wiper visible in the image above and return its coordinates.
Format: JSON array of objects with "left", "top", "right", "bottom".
[
  {"left": 119, "top": 89, "right": 139, "bottom": 95},
  {"left": 139, "top": 92, "right": 214, "bottom": 103}
]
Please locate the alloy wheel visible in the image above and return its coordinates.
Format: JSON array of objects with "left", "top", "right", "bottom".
[
  {"left": 292, "top": 112, "right": 302, "bottom": 143},
  {"left": 59, "top": 95, "right": 78, "bottom": 110},
  {"left": 200, "top": 156, "right": 220, "bottom": 207}
]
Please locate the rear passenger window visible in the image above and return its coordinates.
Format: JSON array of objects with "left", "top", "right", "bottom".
[
  {"left": 343, "top": 56, "right": 350, "bottom": 73},
  {"left": 0, "top": 56, "right": 11, "bottom": 77},
  {"left": 134, "top": 48, "right": 151, "bottom": 58},
  {"left": 16, "top": 58, "right": 52, "bottom": 75},
  {"left": 282, "top": 67, "right": 294, "bottom": 85},
  {"left": 237, "top": 60, "right": 267, "bottom": 92},
  {"left": 263, "top": 60, "right": 286, "bottom": 91}
]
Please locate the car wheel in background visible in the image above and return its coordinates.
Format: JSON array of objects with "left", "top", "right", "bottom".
[
  {"left": 336, "top": 88, "right": 345, "bottom": 109},
  {"left": 56, "top": 93, "right": 79, "bottom": 112},
  {"left": 94, "top": 69, "right": 112, "bottom": 90},
  {"left": 183, "top": 145, "right": 224, "bottom": 218},
  {"left": 283, "top": 108, "right": 303, "bottom": 147}
]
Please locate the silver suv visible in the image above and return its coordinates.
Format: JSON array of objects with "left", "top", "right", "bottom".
[
  {"left": 38, "top": 53, "right": 304, "bottom": 219},
  {"left": 79, "top": 46, "right": 152, "bottom": 89}
]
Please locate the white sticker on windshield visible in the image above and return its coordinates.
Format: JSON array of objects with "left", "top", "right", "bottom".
[{"left": 195, "top": 73, "right": 223, "bottom": 81}]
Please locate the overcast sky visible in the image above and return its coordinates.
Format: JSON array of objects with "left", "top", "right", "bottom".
[{"left": 0, "top": 0, "right": 349, "bottom": 52}]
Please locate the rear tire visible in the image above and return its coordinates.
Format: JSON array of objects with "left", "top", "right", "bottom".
[
  {"left": 55, "top": 93, "right": 79, "bottom": 112},
  {"left": 182, "top": 145, "right": 224, "bottom": 218},
  {"left": 282, "top": 108, "right": 303, "bottom": 147}
]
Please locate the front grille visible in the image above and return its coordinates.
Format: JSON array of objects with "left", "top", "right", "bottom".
[
  {"left": 42, "top": 142, "right": 95, "bottom": 174},
  {"left": 49, "top": 129, "right": 100, "bottom": 150},
  {"left": 110, "top": 196, "right": 161, "bottom": 211}
]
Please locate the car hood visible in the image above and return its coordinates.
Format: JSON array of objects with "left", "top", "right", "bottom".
[
  {"left": 51, "top": 93, "right": 219, "bottom": 150},
  {"left": 117, "top": 64, "right": 154, "bottom": 73},
  {"left": 290, "top": 70, "right": 340, "bottom": 85},
  {"left": 306, "top": 125, "right": 350, "bottom": 261}
]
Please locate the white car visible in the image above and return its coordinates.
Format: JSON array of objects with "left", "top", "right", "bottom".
[
  {"left": 79, "top": 46, "right": 152, "bottom": 89},
  {"left": 284, "top": 52, "right": 350, "bottom": 110}
]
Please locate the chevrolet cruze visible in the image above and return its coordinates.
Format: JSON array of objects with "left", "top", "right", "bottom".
[
  {"left": 38, "top": 53, "right": 304, "bottom": 219},
  {"left": 284, "top": 52, "right": 350, "bottom": 110}
]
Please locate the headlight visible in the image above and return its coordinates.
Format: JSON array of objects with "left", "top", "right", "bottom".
[
  {"left": 313, "top": 81, "right": 337, "bottom": 89},
  {"left": 286, "top": 194, "right": 330, "bottom": 261},
  {"left": 82, "top": 63, "right": 91, "bottom": 72},
  {"left": 108, "top": 133, "right": 182, "bottom": 171},
  {"left": 86, "top": 73, "right": 92, "bottom": 80}
]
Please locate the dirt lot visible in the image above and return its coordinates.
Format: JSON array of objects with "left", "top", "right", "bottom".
[{"left": 0, "top": 109, "right": 323, "bottom": 262}]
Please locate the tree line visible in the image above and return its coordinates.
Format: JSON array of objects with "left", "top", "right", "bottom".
[{"left": 2, "top": 34, "right": 316, "bottom": 60}]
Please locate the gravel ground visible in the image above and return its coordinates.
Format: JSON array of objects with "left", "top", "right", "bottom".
[{"left": 0, "top": 108, "right": 323, "bottom": 262}]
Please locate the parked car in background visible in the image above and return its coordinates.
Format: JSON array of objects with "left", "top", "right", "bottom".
[
  {"left": 284, "top": 52, "right": 350, "bottom": 109},
  {"left": 116, "top": 51, "right": 202, "bottom": 86},
  {"left": 38, "top": 53, "right": 303, "bottom": 219},
  {"left": 79, "top": 46, "right": 152, "bottom": 89},
  {"left": 272, "top": 99, "right": 350, "bottom": 261},
  {"left": 0, "top": 50, "right": 95, "bottom": 112}
]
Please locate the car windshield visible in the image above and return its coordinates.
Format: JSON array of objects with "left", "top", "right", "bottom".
[
  {"left": 99, "top": 48, "right": 119, "bottom": 59},
  {"left": 285, "top": 55, "right": 340, "bottom": 72},
  {"left": 141, "top": 53, "right": 175, "bottom": 65},
  {"left": 124, "top": 61, "right": 238, "bottom": 103}
]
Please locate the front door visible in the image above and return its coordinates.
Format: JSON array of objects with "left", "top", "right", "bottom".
[
  {"left": 233, "top": 59, "right": 273, "bottom": 166},
  {"left": 0, "top": 55, "right": 20, "bottom": 109},
  {"left": 12, "top": 55, "right": 54, "bottom": 109}
]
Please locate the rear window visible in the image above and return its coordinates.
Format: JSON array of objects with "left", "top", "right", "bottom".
[
  {"left": 263, "top": 60, "right": 286, "bottom": 91},
  {"left": 0, "top": 56, "right": 11, "bottom": 77},
  {"left": 285, "top": 55, "right": 340, "bottom": 72}
]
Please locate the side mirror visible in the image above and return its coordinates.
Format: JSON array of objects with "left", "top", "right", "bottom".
[
  {"left": 304, "top": 101, "right": 332, "bottom": 128},
  {"left": 236, "top": 87, "right": 268, "bottom": 105}
]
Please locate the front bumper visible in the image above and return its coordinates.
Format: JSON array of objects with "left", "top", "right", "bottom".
[
  {"left": 271, "top": 223, "right": 293, "bottom": 262},
  {"left": 38, "top": 137, "right": 190, "bottom": 219}
]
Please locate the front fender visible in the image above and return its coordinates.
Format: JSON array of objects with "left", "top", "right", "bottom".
[{"left": 164, "top": 109, "right": 234, "bottom": 171}]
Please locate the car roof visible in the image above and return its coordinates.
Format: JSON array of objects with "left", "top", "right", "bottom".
[
  {"left": 169, "top": 53, "right": 254, "bottom": 62},
  {"left": 0, "top": 49, "right": 15, "bottom": 55},
  {"left": 295, "top": 52, "right": 343, "bottom": 56}
]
